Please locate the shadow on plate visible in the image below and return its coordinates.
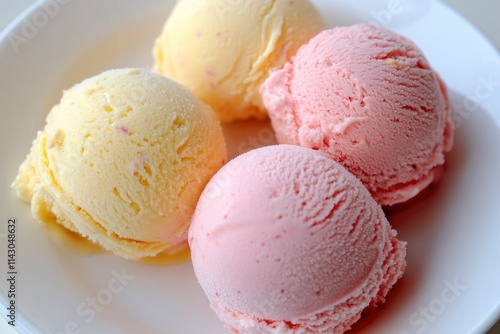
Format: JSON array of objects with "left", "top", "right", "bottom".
[{"left": 348, "top": 90, "right": 500, "bottom": 333}]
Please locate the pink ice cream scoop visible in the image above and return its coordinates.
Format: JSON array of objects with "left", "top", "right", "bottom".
[
  {"left": 261, "top": 24, "right": 454, "bottom": 206},
  {"left": 189, "top": 145, "right": 406, "bottom": 333}
]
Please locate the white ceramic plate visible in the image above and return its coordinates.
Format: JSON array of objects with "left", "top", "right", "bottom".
[{"left": 1, "top": 1, "right": 499, "bottom": 333}]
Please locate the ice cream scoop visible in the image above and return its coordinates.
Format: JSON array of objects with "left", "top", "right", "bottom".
[
  {"left": 261, "top": 24, "right": 454, "bottom": 206},
  {"left": 12, "top": 68, "right": 227, "bottom": 260},
  {"left": 153, "top": 0, "right": 324, "bottom": 122},
  {"left": 189, "top": 145, "right": 406, "bottom": 333}
]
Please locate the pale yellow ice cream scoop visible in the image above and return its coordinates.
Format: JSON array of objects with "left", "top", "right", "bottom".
[
  {"left": 153, "top": 0, "right": 324, "bottom": 122},
  {"left": 12, "top": 68, "right": 228, "bottom": 260}
]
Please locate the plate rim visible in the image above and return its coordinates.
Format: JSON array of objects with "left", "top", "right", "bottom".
[{"left": 0, "top": 1, "right": 499, "bottom": 333}]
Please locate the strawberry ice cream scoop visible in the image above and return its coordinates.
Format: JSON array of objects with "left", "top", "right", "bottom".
[
  {"left": 189, "top": 145, "right": 406, "bottom": 333},
  {"left": 261, "top": 24, "right": 454, "bottom": 206}
]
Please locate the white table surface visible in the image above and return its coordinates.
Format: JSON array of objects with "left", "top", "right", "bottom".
[{"left": 0, "top": 1, "right": 499, "bottom": 333}]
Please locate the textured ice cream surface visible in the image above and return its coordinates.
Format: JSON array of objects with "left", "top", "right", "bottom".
[
  {"left": 12, "top": 68, "right": 227, "bottom": 260},
  {"left": 153, "top": 0, "right": 324, "bottom": 122},
  {"left": 261, "top": 24, "right": 454, "bottom": 206},
  {"left": 189, "top": 145, "right": 406, "bottom": 333}
]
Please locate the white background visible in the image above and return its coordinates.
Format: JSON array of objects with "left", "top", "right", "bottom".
[{"left": 0, "top": 0, "right": 499, "bottom": 333}]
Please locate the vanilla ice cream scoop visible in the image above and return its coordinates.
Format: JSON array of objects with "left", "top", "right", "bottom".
[
  {"left": 12, "top": 68, "right": 227, "bottom": 260},
  {"left": 153, "top": 0, "right": 324, "bottom": 122}
]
